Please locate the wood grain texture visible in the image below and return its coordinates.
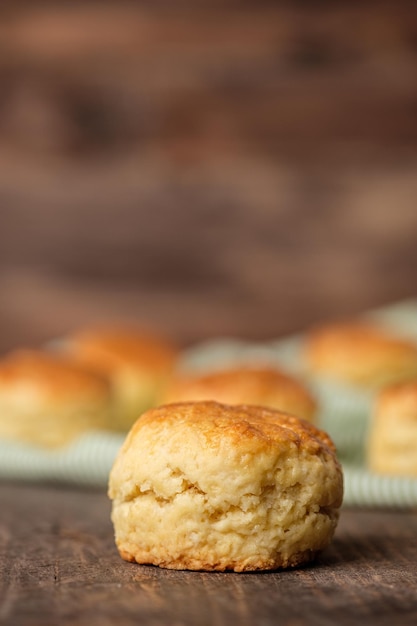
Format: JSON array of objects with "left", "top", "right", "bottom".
[{"left": 0, "top": 481, "right": 416, "bottom": 626}]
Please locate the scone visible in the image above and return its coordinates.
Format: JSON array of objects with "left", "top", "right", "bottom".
[
  {"left": 63, "top": 325, "right": 178, "bottom": 431},
  {"left": 109, "top": 401, "right": 343, "bottom": 572},
  {"left": 160, "top": 366, "right": 317, "bottom": 423},
  {"left": 367, "top": 381, "right": 417, "bottom": 476},
  {"left": 304, "top": 322, "right": 417, "bottom": 388},
  {"left": 0, "top": 349, "right": 112, "bottom": 448}
]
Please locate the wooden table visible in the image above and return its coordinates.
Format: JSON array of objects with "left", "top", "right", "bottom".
[{"left": 1, "top": 480, "right": 416, "bottom": 625}]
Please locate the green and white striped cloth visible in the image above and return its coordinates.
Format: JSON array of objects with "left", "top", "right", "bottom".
[
  {"left": 0, "top": 298, "right": 416, "bottom": 507},
  {"left": 0, "top": 432, "right": 124, "bottom": 489}
]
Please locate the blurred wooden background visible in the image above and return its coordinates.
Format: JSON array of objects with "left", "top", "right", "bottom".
[{"left": 0, "top": 1, "right": 417, "bottom": 350}]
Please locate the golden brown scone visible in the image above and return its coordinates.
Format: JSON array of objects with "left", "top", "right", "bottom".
[
  {"left": 367, "top": 381, "right": 417, "bottom": 476},
  {"left": 304, "top": 322, "right": 417, "bottom": 388},
  {"left": 108, "top": 401, "right": 343, "bottom": 572},
  {"left": 160, "top": 366, "right": 317, "bottom": 423},
  {"left": 0, "top": 349, "right": 113, "bottom": 448},
  {"left": 64, "top": 325, "right": 178, "bottom": 431}
]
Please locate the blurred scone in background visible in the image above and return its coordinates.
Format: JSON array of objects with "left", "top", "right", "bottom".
[
  {"left": 0, "top": 349, "right": 113, "bottom": 447},
  {"left": 64, "top": 325, "right": 179, "bottom": 430},
  {"left": 161, "top": 366, "right": 317, "bottom": 423}
]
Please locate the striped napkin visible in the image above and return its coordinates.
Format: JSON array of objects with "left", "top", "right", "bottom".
[{"left": 0, "top": 298, "right": 416, "bottom": 507}]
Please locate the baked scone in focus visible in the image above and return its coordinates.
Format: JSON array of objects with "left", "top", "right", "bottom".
[
  {"left": 367, "top": 380, "right": 417, "bottom": 476},
  {"left": 0, "top": 349, "right": 113, "bottom": 448},
  {"left": 160, "top": 366, "right": 317, "bottom": 423},
  {"left": 304, "top": 322, "right": 417, "bottom": 388},
  {"left": 109, "top": 401, "right": 343, "bottom": 572},
  {"left": 64, "top": 326, "right": 178, "bottom": 431}
]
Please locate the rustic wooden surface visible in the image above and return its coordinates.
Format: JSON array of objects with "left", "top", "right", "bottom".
[{"left": 0, "top": 481, "right": 416, "bottom": 626}]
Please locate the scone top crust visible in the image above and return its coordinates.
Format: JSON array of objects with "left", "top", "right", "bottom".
[
  {"left": 0, "top": 349, "right": 110, "bottom": 402},
  {"left": 304, "top": 321, "right": 417, "bottom": 387},
  {"left": 162, "top": 366, "right": 317, "bottom": 422},
  {"left": 66, "top": 326, "right": 178, "bottom": 376},
  {"left": 134, "top": 400, "right": 329, "bottom": 450}
]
